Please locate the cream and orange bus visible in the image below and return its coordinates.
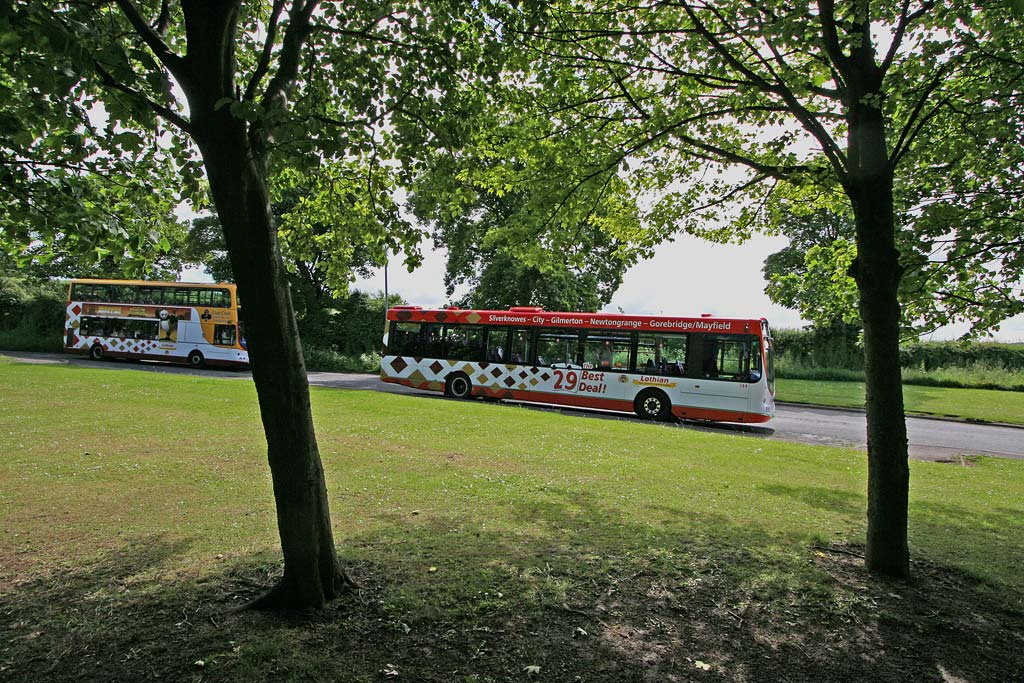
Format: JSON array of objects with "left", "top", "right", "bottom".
[
  {"left": 64, "top": 278, "right": 249, "bottom": 368},
  {"left": 380, "top": 306, "right": 775, "bottom": 423}
]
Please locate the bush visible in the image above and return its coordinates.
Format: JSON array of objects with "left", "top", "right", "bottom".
[
  {"left": 774, "top": 324, "right": 1024, "bottom": 391},
  {"left": 296, "top": 291, "right": 391, "bottom": 357},
  {"left": 302, "top": 346, "right": 381, "bottom": 373},
  {"left": 0, "top": 277, "right": 66, "bottom": 352},
  {"left": 773, "top": 322, "right": 863, "bottom": 370},
  {"left": 900, "top": 341, "right": 1024, "bottom": 372},
  {"left": 775, "top": 326, "right": 1024, "bottom": 373}
]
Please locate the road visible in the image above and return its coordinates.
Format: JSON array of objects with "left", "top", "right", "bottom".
[{"left": 6, "top": 351, "right": 1023, "bottom": 461}]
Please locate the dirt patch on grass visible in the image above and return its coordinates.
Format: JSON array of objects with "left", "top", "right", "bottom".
[{"left": 2, "top": 539, "right": 1021, "bottom": 683}]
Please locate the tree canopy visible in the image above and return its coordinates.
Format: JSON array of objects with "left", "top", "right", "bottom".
[
  {"left": 0, "top": 0, "right": 508, "bottom": 609},
  {"left": 464, "top": 0, "right": 1024, "bottom": 575},
  {"left": 6, "top": 0, "right": 1022, "bottom": 595}
]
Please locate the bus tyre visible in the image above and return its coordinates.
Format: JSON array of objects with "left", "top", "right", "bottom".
[
  {"left": 445, "top": 372, "right": 472, "bottom": 399},
  {"left": 89, "top": 344, "right": 105, "bottom": 361},
  {"left": 635, "top": 389, "right": 672, "bottom": 421},
  {"left": 187, "top": 351, "right": 205, "bottom": 368}
]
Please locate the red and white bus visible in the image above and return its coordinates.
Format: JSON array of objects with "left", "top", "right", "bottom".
[
  {"left": 380, "top": 306, "right": 775, "bottom": 423},
  {"left": 64, "top": 278, "right": 249, "bottom": 368}
]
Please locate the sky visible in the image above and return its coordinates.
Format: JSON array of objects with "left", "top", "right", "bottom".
[
  {"left": 183, "top": 233, "right": 1024, "bottom": 342},
  {"left": 347, "top": 236, "right": 1024, "bottom": 342}
]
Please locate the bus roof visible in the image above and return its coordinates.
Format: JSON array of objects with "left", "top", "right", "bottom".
[
  {"left": 69, "top": 278, "right": 236, "bottom": 288},
  {"left": 387, "top": 306, "right": 766, "bottom": 335}
]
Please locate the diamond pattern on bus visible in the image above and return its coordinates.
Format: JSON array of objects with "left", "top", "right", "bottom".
[
  {"left": 465, "top": 313, "right": 481, "bottom": 324},
  {"left": 429, "top": 360, "right": 444, "bottom": 374},
  {"left": 389, "top": 357, "right": 408, "bottom": 374}
]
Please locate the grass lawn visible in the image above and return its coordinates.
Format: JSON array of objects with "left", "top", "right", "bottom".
[
  {"left": 1, "top": 358, "right": 1023, "bottom": 682},
  {"left": 778, "top": 377, "right": 1024, "bottom": 425}
]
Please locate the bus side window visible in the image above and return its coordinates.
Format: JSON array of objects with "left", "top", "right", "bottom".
[
  {"left": 582, "top": 332, "right": 630, "bottom": 371},
  {"left": 214, "top": 324, "right": 237, "bottom": 346},
  {"left": 636, "top": 333, "right": 687, "bottom": 376},
  {"left": 749, "top": 337, "right": 763, "bottom": 382},
  {"left": 422, "top": 324, "right": 444, "bottom": 358},
  {"left": 508, "top": 328, "right": 531, "bottom": 364},
  {"left": 535, "top": 329, "right": 581, "bottom": 367},
  {"left": 444, "top": 324, "right": 485, "bottom": 362},
  {"left": 701, "top": 335, "right": 749, "bottom": 381},
  {"left": 485, "top": 326, "right": 509, "bottom": 362},
  {"left": 388, "top": 322, "right": 422, "bottom": 356}
]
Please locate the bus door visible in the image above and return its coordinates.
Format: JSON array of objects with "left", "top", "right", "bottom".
[
  {"left": 532, "top": 329, "right": 585, "bottom": 398},
  {"left": 578, "top": 332, "right": 634, "bottom": 402},
  {"left": 679, "top": 334, "right": 754, "bottom": 413}
]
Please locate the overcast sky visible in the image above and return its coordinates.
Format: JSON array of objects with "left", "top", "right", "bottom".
[
  {"left": 349, "top": 236, "right": 1024, "bottom": 342},
  {"left": 183, "top": 233, "right": 1024, "bottom": 341}
]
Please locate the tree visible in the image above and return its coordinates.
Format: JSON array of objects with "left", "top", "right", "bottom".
[
  {"left": 763, "top": 209, "right": 859, "bottom": 328},
  {"left": 413, "top": 181, "right": 640, "bottom": 312},
  {"left": 0, "top": 42, "right": 191, "bottom": 280},
  {"left": 6, "top": 0, "right": 484, "bottom": 609},
  {"left": 482, "top": 0, "right": 1024, "bottom": 576},
  {"left": 406, "top": 72, "right": 648, "bottom": 312},
  {"left": 184, "top": 158, "right": 420, "bottom": 314}
]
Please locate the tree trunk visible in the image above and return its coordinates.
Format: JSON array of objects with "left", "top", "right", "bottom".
[
  {"left": 847, "top": 83, "right": 911, "bottom": 579},
  {"left": 175, "top": 1, "right": 353, "bottom": 609},
  {"left": 193, "top": 114, "right": 354, "bottom": 609}
]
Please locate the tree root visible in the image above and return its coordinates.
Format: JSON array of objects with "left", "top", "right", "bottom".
[{"left": 236, "top": 565, "right": 359, "bottom": 613}]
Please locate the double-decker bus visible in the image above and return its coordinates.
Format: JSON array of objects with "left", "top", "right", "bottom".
[
  {"left": 380, "top": 306, "right": 775, "bottom": 423},
  {"left": 64, "top": 278, "right": 249, "bottom": 368}
]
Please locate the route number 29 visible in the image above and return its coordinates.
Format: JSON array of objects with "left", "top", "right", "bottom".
[{"left": 553, "top": 369, "right": 578, "bottom": 391}]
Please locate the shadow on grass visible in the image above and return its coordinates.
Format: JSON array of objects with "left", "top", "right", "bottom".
[
  {"left": 2, "top": 488, "right": 1022, "bottom": 683},
  {"left": 758, "top": 483, "right": 865, "bottom": 517}
]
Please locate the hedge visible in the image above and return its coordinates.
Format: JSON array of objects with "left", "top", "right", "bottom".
[
  {"left": 0, "top": 277, "right": 67, "bottom": 352},
  {"left": 774, "top": 326, "right": 1024, "bottom": 372}
]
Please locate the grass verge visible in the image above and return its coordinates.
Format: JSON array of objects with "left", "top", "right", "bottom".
[
  {"left": 1, "top": 359, "right": 1022, "bottom": 682},
  {"left": 779, "top": 378, "right": 1024, "bottom": 424}
]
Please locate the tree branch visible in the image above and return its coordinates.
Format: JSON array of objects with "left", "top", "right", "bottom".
[
  {"left": 680, "top": 1, "right": 848, "bottom": 181},
  {"left": 244, "top": 0, "right": 287, "bottom": 103},
  {"left": 113, "top": 0, "right": 185, "bottom": 78},
  {"left": 260, "top": 0, "right": 319, "bottom": 112},
  {"left": 93, "top": 59, "right": 191, "bottom": 132},
  {"left": 882, "top": 0, "right": 938, "bottom": 76},
  {"left": 890, "top": 64, "right": 956, "bottom": 165}
]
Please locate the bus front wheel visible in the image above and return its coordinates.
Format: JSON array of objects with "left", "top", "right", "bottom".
[
  {"left": 89, "top": 344, "right": 105, "bottom": 361},
  {"left": 634, "top": 389, "right": 672, "bottom": 421},
  {"left": 445, "top": 372, "right": 472, "bottom": 399},
  {"left": 187, "top": 351, "right": 205, "bottom": 368}
]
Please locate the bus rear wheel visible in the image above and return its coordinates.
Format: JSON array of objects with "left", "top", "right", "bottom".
[
  {"left": 187, "top": 351, "right": 205, "bottom": 368},
  {"left": 89, "top": 344, "right": 105, "bottom": 361},
  {"left": 634, "top": 389, "right": 672, "bottom": 421},
  {"left": 445, "top": 372, "right": 472, "bottom": 399}
]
